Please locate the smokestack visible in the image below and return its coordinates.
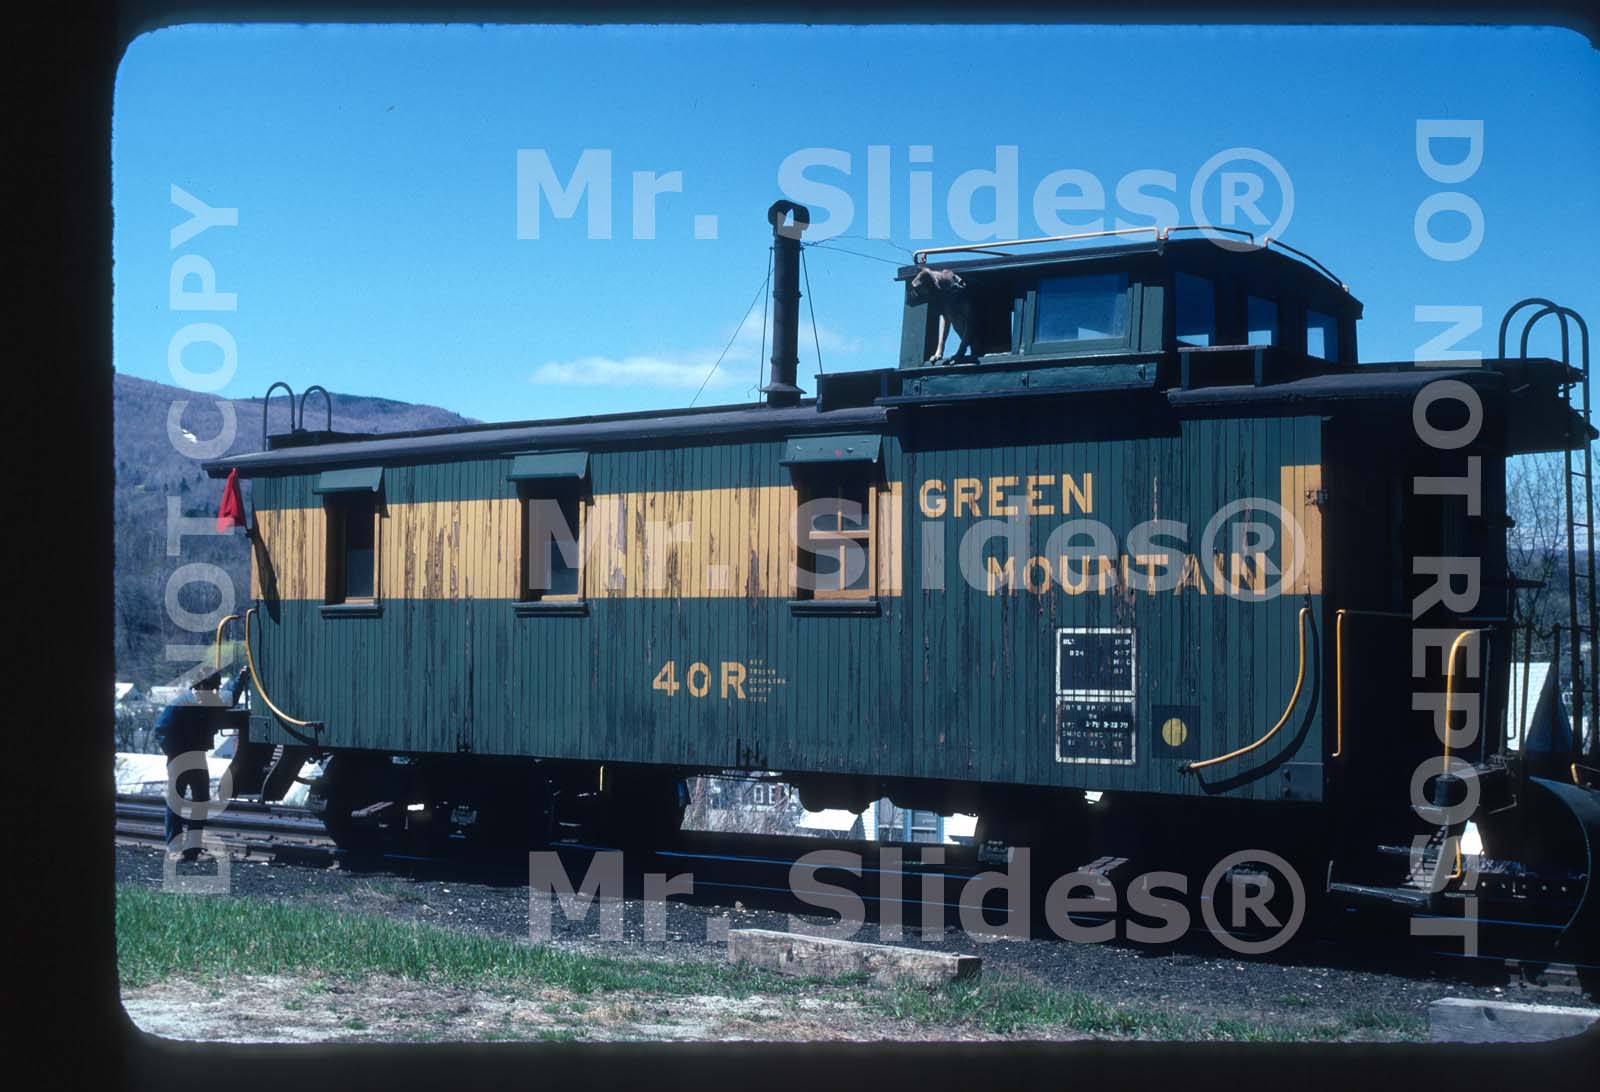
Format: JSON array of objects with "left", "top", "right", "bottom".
[{"left": 761, "top": 199, "right": 809, "bottom": 407}]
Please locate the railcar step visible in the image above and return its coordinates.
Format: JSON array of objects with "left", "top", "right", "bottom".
[
  {"left": 1079, "top": 855, "right": 1130, "bottom": 876},
  {"left": 1327, "top": 881, "right": 1433, "bottom": 909}
]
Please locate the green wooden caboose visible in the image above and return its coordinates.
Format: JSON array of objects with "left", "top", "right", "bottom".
[{"left": 210, "top": 205, "right": 1599, "bottom": 964}]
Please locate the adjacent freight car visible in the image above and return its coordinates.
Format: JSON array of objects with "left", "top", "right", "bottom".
[{"left": 207, "top": 201, "right": 1600, "bottom": 973}]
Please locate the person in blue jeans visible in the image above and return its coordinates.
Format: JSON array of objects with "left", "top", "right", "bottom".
[{"left": 153, "top": 666, "right": 248, "bottom": 861}]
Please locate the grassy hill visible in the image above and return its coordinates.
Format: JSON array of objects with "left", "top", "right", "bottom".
[{"left": 115, "top": 373, "right": 473, "bottom": 691}]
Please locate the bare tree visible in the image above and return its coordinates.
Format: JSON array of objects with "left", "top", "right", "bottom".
[
  {"left": 1507, "top": 445, "right": 1600, "bottom": 756},
  {"left": 1507, "top": 451, "right": 1568, "bottom": 656}
]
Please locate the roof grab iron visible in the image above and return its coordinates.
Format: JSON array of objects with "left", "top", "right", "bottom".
[
  {"left": 262, "top": 381, "right": 296, "bottom": 448},
  {"left": 261, "top": 381, "right": 335, "bottom": 448}
]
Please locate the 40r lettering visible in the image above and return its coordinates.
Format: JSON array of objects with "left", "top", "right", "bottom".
[{"left": 652, "top": 660, "right": 748, "bottom": 700}]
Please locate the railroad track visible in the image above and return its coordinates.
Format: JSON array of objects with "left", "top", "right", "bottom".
[
  {"left": 113, "top": 794, "right": 1594, "bottom": 995},
  {"left": 115, "top": 793, "right": 337, "bottom": 863}
]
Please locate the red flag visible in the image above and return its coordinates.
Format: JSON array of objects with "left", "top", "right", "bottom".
[{"left": 217, "top": 468, "right": 245, "bottom": 532}]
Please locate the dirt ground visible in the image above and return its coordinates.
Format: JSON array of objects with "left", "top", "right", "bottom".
[
  {"left": 117, "top": 844, "right": 1597, "bottom": 1043},
  {"left": 122, "top": 972, "right": 1087, "bottom": 1044}
]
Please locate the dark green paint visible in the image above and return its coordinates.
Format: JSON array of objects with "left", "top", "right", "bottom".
[
  {"left": 509, "top": 450, "right": 589, "bottom": 480},
  {"left": 247, "top": 415, "right": 1325, "bottom": 802}
]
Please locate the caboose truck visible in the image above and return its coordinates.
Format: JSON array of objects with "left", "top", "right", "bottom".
[{"left": 207, "top": 201, "right": 1600, "bottom": 981}]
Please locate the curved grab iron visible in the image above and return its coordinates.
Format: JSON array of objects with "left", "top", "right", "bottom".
[
  {"left": 298, "top": 384, "right": 333, "bottom": 433},
  {"left": 1499, "top": 297, "right": 1590, "bottom": 376},
  {"left": 261, "top": 381, "right": 296, "bottom": 448},
  {"left": 1183, "top": 606, "right": 1312, "bottom": 773}
]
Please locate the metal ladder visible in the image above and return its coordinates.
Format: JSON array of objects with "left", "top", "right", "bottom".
[{"left": 1500, "top": 299, "right": 1597, "bottom": 766}]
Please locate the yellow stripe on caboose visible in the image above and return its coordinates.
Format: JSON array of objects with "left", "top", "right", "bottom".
[{"left": 251, "top": 483, "right": 904, "bottom": 601}]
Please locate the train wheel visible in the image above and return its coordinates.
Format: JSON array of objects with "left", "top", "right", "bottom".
[
  {"left": 586, "top": 775, "right": 687, "bottom": 849},
  {"left": 309, "top": 755, "right": 399, "bottom": 856},
  {"left": 318, "top": 800, "right": 390, "bottom": 856}
]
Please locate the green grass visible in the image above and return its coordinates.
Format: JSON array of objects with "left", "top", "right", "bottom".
[
  {"left": 118, "top": 884, "right": 798, "bottom": 999},
  {"left": 866, "top": 976, "right": 1425, "bottom": 1042},
  {"left": 117, "top": 884, "right": 1424, "bottom": 1043}
]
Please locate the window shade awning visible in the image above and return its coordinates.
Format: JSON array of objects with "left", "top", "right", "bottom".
[
  {"left": 781, "top": 434, "right": 882, "bottom": 466},
  {"left": 509, "top": 451, "right": 589, "bottom": 481},
  {"left": 313, "top": 466, "right": 383, "bottom": 494}
]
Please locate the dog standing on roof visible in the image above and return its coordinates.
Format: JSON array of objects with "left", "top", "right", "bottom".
[{"left": 907, "top": 265, "right": 978, "bottom": 365}]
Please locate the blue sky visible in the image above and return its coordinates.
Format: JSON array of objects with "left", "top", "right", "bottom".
[{"left": 113, "top": 24, "right": 1598, "bottom": 423}]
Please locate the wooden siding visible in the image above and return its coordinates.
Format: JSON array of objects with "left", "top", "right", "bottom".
[
  {"left": 244, "top": 417, "right": 1326, "bottom": 801},
  {"left": 251, "top": 484, "right": 905, "bottom": 602}
]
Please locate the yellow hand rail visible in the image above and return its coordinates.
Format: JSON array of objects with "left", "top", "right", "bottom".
[
  {"left": 1335, "top": 610, "right": 1343, "bottom": 759},
  {"left": 1440, "top": 629, "right": 1483, "bottom": 769},
  {"left": 1332, "top": 608, "right": 1411, "bottom": 760},
  {"left": 243, "top": 606, "right": 322, "bottom": 733},
  {"left": 214, "top": 613, "right": 240, "bottom": 672},
  {"left": 1439, "top": 628, "right": 1488, "bottom": 883},
  {"left": 1183, "top": 606, "right": 1311, "bottom": 773}
]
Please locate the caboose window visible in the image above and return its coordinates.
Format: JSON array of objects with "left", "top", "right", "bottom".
[
  {"left": 524, "top": 492, "right": 584, "bottom": 601},
  {"left": 797, "top": 476, "right": 876, "bottom": 600},
  {"left": 1032, "top": 273, "right": 1130, "bottom": 346},
  {"left": 325, "top": 494, "right": 378, "bottom": 603},
  {"left": 1306, "top": 308, "right": 1340, "bottom": 361},
  {"left": 1174, "top": 272, "right": 1215, "bottom": 347},
  {"left": 1247, "top": 295, "right": 1278, "bottom": 346}
]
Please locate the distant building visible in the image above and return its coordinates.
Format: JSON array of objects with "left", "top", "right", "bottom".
[
  {"left": 1506, "top": 660, "right": 1576, "bottom": 755},
  {"left": 684, "top": 775, "right": 975, "bottom": 845}
]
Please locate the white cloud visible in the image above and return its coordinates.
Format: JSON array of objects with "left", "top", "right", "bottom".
[
  {"left": 530, "top": 353, "right": 737, "bottom": 390},
  {"left": 529, "top": 319, "right": 867, "bottom": 391}
]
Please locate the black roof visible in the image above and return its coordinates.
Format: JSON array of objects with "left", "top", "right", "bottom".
[
  {"left": 896, "top": 235, "right": 1363, "bottom": 318},
  {"left": 206, "top": 356, "right": 1582, "bottom": 477},
  {"left": 205, "top": 401, "right": 890, "bottom": 477}
]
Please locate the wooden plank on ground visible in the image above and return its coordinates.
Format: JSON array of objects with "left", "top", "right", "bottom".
[
  {"left": 1430, "top": 997, "right": 1600, "bottom": 1043},
  {"left": 727, "top": 928, "right": 979, "bottom": 988}
]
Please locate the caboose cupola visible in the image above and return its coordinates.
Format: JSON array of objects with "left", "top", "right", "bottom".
[{"left": 878, "top": 227, "right": 1364, "bottom": 401}]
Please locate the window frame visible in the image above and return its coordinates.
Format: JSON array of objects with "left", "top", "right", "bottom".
[
  {"left": 1022, "top": 270, "right": 1135, "bottom": 356},
  {"left": 1246, "top": 293, "right": 1279, "bottom": 347},
  {"left": 1305, "top": 306, "right": 1341, "bottom": 362},
  {"left": 323, "top": 491, "right": 381, "bottom": 606},
  {"left": 520, "top": 485, "right": 587, "bottom": 604},
  {"left": 1173, "top": 271, "right": 1218, "bottom": 348},
  {"left": 795, "top": 472, "right": 879, "bottom": 602}
]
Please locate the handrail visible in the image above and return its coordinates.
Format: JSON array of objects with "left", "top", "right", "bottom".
[
  {"left": 299, "top": 384, "right": 333, "bottom": 433},
  {"left": 911, "top": 225, "right": 1347, "bottom": 295},
  {"left": 243, "top": 606, "right": 323, "bottom": 738},
  {"left": 913, "top": 226, "right": 1163, "bottom": 264},
  {"left": 1499, "top": 297, "right": 1558, "bottom": 358},
  {"left": 1441, "top": 629, "right": 1485, "bottom": 767},
  {"left": 1333, "top": 609, "right": 1411, "bottom": 759},
  {"left": 1261, "top": 236, "right": 1349, "bottom": 293},
  {"left": 262, "top": 381, "right": 295, "bottom": 448},
  {"left": 1183, "top": 605, "right": 1311, "bottom": 772},
  {"left": 213, "top": 613, "right": 240, "bottom": 672},
  {"left": 1441, "top": 628, "right": 1489, "bottom": 882},
  {"left": 1520, "top": 306, "right": 1571, "bottom": 364},
  {"left": 1162, "top": 225, "right": 1257, "bottom": 245},
  {"left": 1499, "top": 296, "right": 1590, "bottom": 374}
]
